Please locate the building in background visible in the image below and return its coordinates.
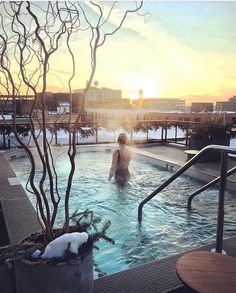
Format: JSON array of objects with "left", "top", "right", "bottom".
[
  {"left": 132, "top": 98, "right": 185, "bottom": 110},
  {"left": 191, "top": 102, "right": 213, "bottom": 113},
  {"left": 74, "top": 82, "right": 129, "bottom": 109},
  {"left": 85, "top": 108, "right": 236, "bottom": 125},
  {"left": 2, "top": 92, "right": 236, "bottom": 126},
  {"left": 0, "top": 99, "right": 14, "bottom": 114},
  {"left": 215, "top": 101, "right": 231, "bottom": 112},
  {"left": 0, "top": 93, "right": 82, "bottom": 116},
  {"left": 85, "top": 108, "right": 142, "bottom": 124},
  {"left": 0, "top": 95, "right": 35, "bottom": 115},
  {"left": 74, "top": 86, "right": 121, "bottom": 102},
  {"left": 57, "top": 101, "right": 70, "bottom": 114},
  {"left": 216, "top": 95, "right": 236, "bottom": 112},
  {"left": 229, "top": 96, "right": 236, "bottom": 110},
  {"left": 40, "top": 92, "right": 82, "bottom": 113}
]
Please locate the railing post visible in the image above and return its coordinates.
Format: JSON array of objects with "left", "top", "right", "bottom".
[
  {"left": 161, "top": 124, "right": 164, "bottom": 143},
  {"left": 185, "top": 124, "right": 189, "bottom": 147},
  {"left": 175, "top": 125, "right": 177, "bottom": 143},
  {"left": 95, "top": 123, "right": 98, "bottom": 144},
  {"left": 164, "top": 122, "right": 167, "bottom": 143},
  {"left": 54, "top": 123, "right": 58, "bottom": 145},
  {"left": 76, "top": 129, "right": 79, "bottom": 144},
  {"left": 215, "top": 150, "right": 228, "bottom": 253},
  {"left": 3, "top": 130, "right": 6, "bottom": 149}
]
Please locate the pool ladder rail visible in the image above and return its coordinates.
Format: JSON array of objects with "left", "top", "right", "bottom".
[
  {"left": 187, "top": 165, "right": 236, "bottom": 210},
  {"left": 138, "top": 144, "right": 236, "bottom": 254}
]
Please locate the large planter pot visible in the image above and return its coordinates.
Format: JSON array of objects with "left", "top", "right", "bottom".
[
  {"left": 0, "top": 264, "right": 14, "bottom": 293},
  {"left": 15, "top": 248, "right": 93, "bottom": 293}
]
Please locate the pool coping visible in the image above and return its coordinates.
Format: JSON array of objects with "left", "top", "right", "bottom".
[
  {"left": 0, "top": 153, "right": 41, "bottom": 245},
  {"left": 129, "top": 146, "right": 236, "bottom": 192},
  {"left": 94, "top": 235, "right": 236, "bottom": 293}
]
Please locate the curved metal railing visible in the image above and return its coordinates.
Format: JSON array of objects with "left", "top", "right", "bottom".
[
  {"left": 187, "top": 166, "right": 236, "bottom": 210},
  {"left": 138, "top": 144, "right": 236, "bottom": 253}
]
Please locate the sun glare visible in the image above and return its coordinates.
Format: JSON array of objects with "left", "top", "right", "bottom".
[{"left": 127, "top": 76, "right": 161, "bottom": 100}]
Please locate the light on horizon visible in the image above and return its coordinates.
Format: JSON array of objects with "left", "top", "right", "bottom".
[{"left": 127, "top": 75, "right": 162, "bottom": 100}]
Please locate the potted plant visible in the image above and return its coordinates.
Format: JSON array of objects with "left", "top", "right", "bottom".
[
  {"left": 0, "top": 1, "right": 143, "bottom": 292},
  {"left": 188, "top": 122, "right": 234, "bottom": 162}
]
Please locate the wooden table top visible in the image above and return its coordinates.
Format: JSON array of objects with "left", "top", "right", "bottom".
[{"left": 176, "top": 251, "right": 236, "bottom": 293}]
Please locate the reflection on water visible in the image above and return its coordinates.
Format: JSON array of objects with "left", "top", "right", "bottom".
[{"left": 10, "top": 149, "right": 236, "bottom": 278}]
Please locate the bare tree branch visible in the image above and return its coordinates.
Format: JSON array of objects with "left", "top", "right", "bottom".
[{"left": 0, "top": 1, "right": 144, "bottom": 241}]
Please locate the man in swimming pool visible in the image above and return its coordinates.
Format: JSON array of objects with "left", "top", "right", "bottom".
[{"left": 108, "top": 133, "right": 132, "bottom": 186}]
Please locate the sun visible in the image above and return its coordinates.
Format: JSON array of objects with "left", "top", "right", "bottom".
[{"left": 126, "top": 75, "right": 161, "bottom": 100}]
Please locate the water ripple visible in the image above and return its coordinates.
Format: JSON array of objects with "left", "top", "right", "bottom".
[{"left": 10, "top": 150, "right": 236, "bottom": 278}]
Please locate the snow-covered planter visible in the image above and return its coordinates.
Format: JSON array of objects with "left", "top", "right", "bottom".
[
  {"left": 15, "top": 240, "right": 93, "bottom": 293},
  {"left": 17, "top": 211, "right": 113, "bottom": 293},
  {"left": 1, "top": 210, "right": 113, "bottom": 293},
  {"left": 1, "top": 232, "right": 93, "bottom": 293},
  {"left": 15, "top": 233, "right": 92, "bottom": 293}
]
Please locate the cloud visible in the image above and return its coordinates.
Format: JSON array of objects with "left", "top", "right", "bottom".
[
  {"left": 32, "top": 1, "right": 236, "bottom": 102},
  {"left": 99, "top": 15, "right": 236, "bottom": 99}
]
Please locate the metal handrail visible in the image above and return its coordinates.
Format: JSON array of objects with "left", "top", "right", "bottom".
[
  {"left": 138, "top": 144, "right": 236, "bottom": 253},
  {"left": 187, "top": 166, "right": 236, "bottom": 210}
]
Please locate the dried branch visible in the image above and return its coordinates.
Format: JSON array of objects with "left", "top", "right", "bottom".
[{"left": 0, "top": 1, "right": 144, "bottom": 242}]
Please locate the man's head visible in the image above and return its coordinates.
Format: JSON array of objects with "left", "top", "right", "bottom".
[{"left": 117, "top": 133, "right": 128, "bottom": 145}]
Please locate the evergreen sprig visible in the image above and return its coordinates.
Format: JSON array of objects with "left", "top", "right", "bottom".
[{"left": 70, "top": 209, "right": 115, "bottom": 247}]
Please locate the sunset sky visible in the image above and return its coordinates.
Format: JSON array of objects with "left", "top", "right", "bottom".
[
  {"left": 92, "top": 1, "right": 236, "bottom": 104},
  {"left": 65, "top": 1, "right": 236, "bottom": 105},
  {"left": 2, "top": 1, "right": 236, "bottom": 105}
]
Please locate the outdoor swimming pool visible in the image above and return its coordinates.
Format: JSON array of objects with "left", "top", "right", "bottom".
[{"left": 10, "top": 148, "right": 236, "bottom": 278}]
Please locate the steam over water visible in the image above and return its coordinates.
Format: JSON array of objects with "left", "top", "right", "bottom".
[{"left": 10, "top": 148, "right": 236, "bottom": 277}]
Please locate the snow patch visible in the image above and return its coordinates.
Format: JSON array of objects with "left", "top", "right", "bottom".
[
  {"left": 31, "top": 250, "right": 41, "bottom": 259},
  {"left": 41, "top": 232, "right": 88, "bottom": 259}
]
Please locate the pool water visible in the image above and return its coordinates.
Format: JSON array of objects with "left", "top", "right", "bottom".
[{"left": 10, "top": 149, "right": 236, "bottom": 278}]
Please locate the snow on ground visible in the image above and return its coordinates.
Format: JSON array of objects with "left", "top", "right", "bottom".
[
  {"left": 0, "top": 127, "right": 186, "bottom": 148},
  {"left": 1, "top": 127, "right": 236, "bottom": 149}
]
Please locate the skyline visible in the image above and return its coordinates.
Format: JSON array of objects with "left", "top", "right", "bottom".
[
  {"left": 1, "top": 1, "right": 236, "bottom": 106},
  {"left": 48, "top": 1, "right": 236, "bottom": 105}
]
